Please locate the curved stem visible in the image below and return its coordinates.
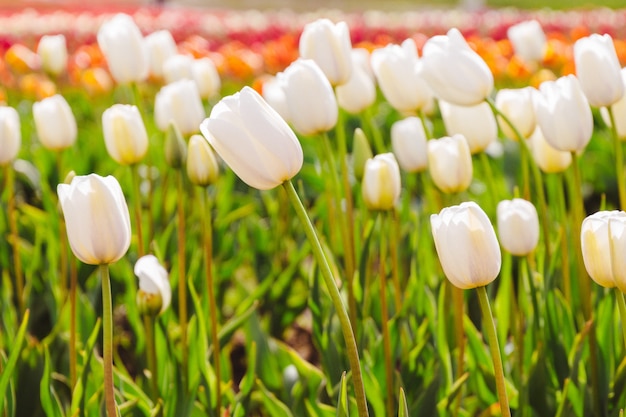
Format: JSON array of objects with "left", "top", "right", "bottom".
[
  {"left": 144, "top": 314, "right": 158, "bottom": 399},
  {"left": 608, "top": 106, "right": 626, "bottom": 210},
  {"left": 378, "top": 212, "right": 394, "bottom": 417},
  {"left": 100, "top": 264, "right": 117, "bottom": 417},
  {"left": 615, "top": 288, "right": 626, "bottom": 349},
  {"left": 131, "top": 165, "right": 145, "bottom": 257},
  {"left": 282, "top": 180, "right": 369, "bottom": 417},
  {"left": 476, "top": 286, "right": 510, "bottom": 417},
  {"left": 177, "top": 171, "right": 188, "bottom": 387}
]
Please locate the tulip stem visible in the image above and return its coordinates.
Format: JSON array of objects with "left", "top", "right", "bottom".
[
  {"left": 364, "top": 106, "right": 386, "bottom": 153},
  {"left": 176, "top": 171, "right": 188, "bottom": 388},
  {"left": 608, "top": 106, "right": 626, "bottom": 210},
  {"left": 69, "top": 255, "right": 78, "bottom": 388},
  {"left": 476, "top": 285, "right": 510, "bottom": 417},
  {"left": 378, "top": 212, "right": 395, "bottom": 417},
  {"left": 131, "top": 165, "right": 145, "bottom": 257},
  {"left": 4, "top": 165, "right": 24, "bottom": 317},
  {"left": 282, "top": 180, "right": 369, "bottom": 417},
  {"left": 202, "top": 186, "right": 221, "bottom": 414},
  {"left": 389, "top": 210, "right": 402, "bottom": 311},
  {"left": 100, "top": 264, "right": 118, "bottom": 417},
  {"left": 143, "top": 314, "right": 158, "bottom": 400},
  {"left": 419, "top": 109, "right": 432, "bottom": 140},
  {"left": 479, "top": 151, "right": 498, "bottom": 211},
  {"left": 56, "top": 152, "right": 69, "bottom": 295},
  {"left": 614, "top": 288, "right": 626, "bottom": 349}
]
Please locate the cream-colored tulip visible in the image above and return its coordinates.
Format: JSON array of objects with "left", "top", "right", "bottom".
[
  {"left": 361, "top": 153, "right": 401, "bottom": 211},
  {"left": 427, "top": 134, "right": 473, "bottom": 194},
  {"left": 299, "top": 18, "right": 352, "bottom": 86},
  {"left": 495, "top": 87, "right": 536, "bottom": 140},
  {"left": 200, "top": 86, "right": 303, "bottom": 190},
  {"left": 102, "top": 104, "right": 148, "bottom": 165},
  {"left": 135, "top": 254, "right": 171, "bottom": 315},
  {"left": 534, "top": 75, "right": 593, "bottom": 152},
  {"left": 507, "top": 20, "right": 546, "bottom": 63},
  {"left": 187, "top": 134, "right": 219, "bottom": 186},
  {"left": 574, "top": 33, "right": 624, "bottom": 108},
  {"left": 529, "top": 126, "right": 572, "bottom": 173},
  {"left": 37, "top": 34, "right": 67, "bottom": 76},
  {"left": 601, "top": 69, "right": 626, "bottom": 139},
  {"left": 581, "top": 211, "right": 623, "bottom": 289},
  {"left": 391, "top": 116, "right": 428, "bottom": 173},
  {"left": 33, "top": 94, "right": 77, "bottom": 151},
  {"left": 163, "top": 54, "right": 194, "bottom": 85},
  {"left": 97, "top": 13, "right": 148, "bottom": 84},
  {"left": 0, "top": 106, "right": 21, "bottom": 166},
  {"left": 145, "top": 29, "right": 178, "bottom": 80},
  {"left": 192, "top": 58, "right": 221, "bottom": 100},
  {"left": 280, "top": 59, "right": 337, "bottom": 136},
  {"left": 439, "top": 100, "right": 497, "bottom": 154},
  {"left": 154, "top": 79, "right": 206, "bottom": 136},
  {"left": 431, "top": 201, "right": 501, "bottom": 289},
  {"left": 420, "top": 28, "right": 493, "bottom": 106},
  {"left": 609, "top": 214, "right": 626, "bottom": 292},
  {"left": 497, "top": 198, "right": 539, "bottom": 256},
  {"left": 57, "top": 174, "right": 131, "bottom": 265}
]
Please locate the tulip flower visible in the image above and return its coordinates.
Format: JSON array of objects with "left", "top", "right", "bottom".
[
  {"left": 154, "top": 79, "right": 206, "bottom": 136},
  {"left": 187, "top": 134, "right": 219, "bottom": 186},
  {"left": 0, "top": 106, "right": 21, "bottom": 166},
  {"left": 601, "top": 68, "right": 626, "bottom": 139},
  {"left": 574, "top": 33, "right": 624, "bottom": 108},
  {"left": 57, "top": 174, "right": 131, "bottom": 265},
  {"left": 361, "top": 153, "right": 401, "bottom": 211},
  {"left": 200, "top": 86, "right": 303, "bottom": 190},
  {"left": 507, "top": 20, "right": 546, "bottom": 63},
  {"left": 299, "top": 18, "right": 352, "bottom": 86},
  {"left": 145, "top": 29, "right": 178, "bottom": 80},
  {"left": 102, "top": 104, "right": 149, "bottom": 165},
  {"left": 370, "top": 39, "right": 432, "bottom": 114},
  {"left": 427, "top": 134, "right": 473, "bottom": 193},
  {"left": 97, "top": 13, "right": 148, "bottom": 85},
  {"left": 280, "top": 59, "right": 338, "bottom": 136},
  {"left": 534, "top": 75, "right": 593, "bottom": 152},
  {"left": 37, "top": 34, "right": 67, "bottom": 76},
  {"left": 163, "top": 54, "right": 194, "bottom": 85},
  {"left": 495, "top": 87, "right": 536, "bottom": 140},
  {"left": 420, "top": 28, "right": 493, "bottom": 106},
  {"left": 391, "top": 116, "right": 428, "bottom": 173},
  {"left": 135, "top": 254, "right": 171, "bottom": 315},
  {"left": 497, "top": 199, "right": 540, "bottom": 256},
  {"left": 262, "top": 75, "right": 291, "bottom": 122},
  {"left": 529, "top": 126, "right": 572, "bottom": 173},
  {"left": 192, "top": 57, "right": 221, "bottom": 100},
  {"left": 32, "top": 94, "right": 77, "bottom": 151},
  {"left": 431, "top": 201, "right": 501, "bottom": 289},
  {"left": 439, "top": 100, "right": 497, "bottom": 154},
  {"left": 581, "top": 211, "right": 622, "bottom": 289},
  {"left": 336, "top": 61, "right": 376, "bottom": 114}
]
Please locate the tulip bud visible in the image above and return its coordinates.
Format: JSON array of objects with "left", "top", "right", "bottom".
[
  {"left": 262, "top": 75, "right": 290, "bottom": 122},
  {"left": 427, "top": 134, "right": 473, "bottom": 194},
  {"left": 352, "top": 128, "right": 373, "bottom": 181},
  {"left": 362, "top": 153, "right": 401, "bottom": 211},
  {"left": 534, "top": 75, "right": 593, "bottom": 152},
  {"left": 102, "top": 104, "right": 149, "bottom": 165},
  {"left": 162, "top": 54, "right": 194, "bottom": 85},
  {"left": 335, "top": 62, "right": 376, "bottom": 114},
  {"left": 496, "top": 198, "right": 539, "bottom": 256},
  {"left": 494, "top": 87, "right": 536, "bottom": 140},
  {"left": 507, "top": 20, "right": 546, "bottom": 63},
  {"left": 529, "top": 126, "right": 571, "bottom": 174},
  {"left": 135, "top": 254, "right": 171, "bottom": 315},
  {"left": 391, "top": 116, "right": 428, "bottom": 173},
  {"left": 145, "top": 29, "right": 178, "bottom": 80},
  {"left": 420, "top": 28, "right": 493, "bottom": 106},
  {"left": 299, "top": 18, "right": 353, "bottom": 86},
  {"left": 280, "top": 59, "right": 338, "bottom": 136},
  {"left": 439, "top": 100, "right": 497, "bottom": 154},
  {"left": 187, "top": 134, "right": 219, "bottom": 186},
  {"left": 33, "top": 94, "right": 77, "bottom": 151},
  {"left": 154, "top": 79, "right": 206, "bottom": 136},
  {"left": 574, "top": 33, "right": 624, "bottom": 108},
  {"left": 165, "top": 122, "right": 187, "bottom": 169},
  {"left": 97, "top": 13, "right": 148, "bottom": 85},
  {"left": 0, "top": 106, "right": 21, "bottom": 166},
  {"left": 371, "top": 39, "right": 432, "bottom": 113},
  {"left": 192, "top": 57, "right": 221, "bottom": 100},
  {"left": 431, "top": 201, "right": 501, "bottom": 289},
  {"left": 581, "top": 211, "right": 623, "bottom": 289},
  {"left": 57, "top": 174, "right": 131, "bottom": 265},
  {"left": 601, "top": 69, "right": 626, "bottom": 140},
  {"left": 37, "top": 34, "right": 67, "bottom": 76},
  {"left": 200, "top": 86, "right": 303, "bottom": 190}
]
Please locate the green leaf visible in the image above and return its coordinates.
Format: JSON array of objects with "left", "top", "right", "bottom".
[
  {"left": 255, "top": 378, "right": 294, "bottom": 417},
  {"left": 336, "top": 372, "right": 348, "bottom": 417},
  {"left": 0, "top": 309, "right": 30, "bottom": 415},
  {"left": 40, "top": 345, "right": 64, "bottom": 417},
  {"left": 398, "top": 387, "right": 409, "bottom": 417}
]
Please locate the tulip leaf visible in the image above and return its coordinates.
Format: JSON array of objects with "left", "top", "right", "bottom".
[
  {"left": 336, "top": 371, "right": 349, "bottom": 417},
  {"left": 398, "top": 387, "right": 409, "bottom": 417},
  {"left": 0, "top": 309, "right": 29, "bottom": 415},
  {"left": 255, "top": 378, "right": 294, "bottom": 417},
  {"left": 40, "top": 345, "right": 64, "bottom": 417},
  {"left": 71, "top": 318, "right": 101, "bottom": 417}
]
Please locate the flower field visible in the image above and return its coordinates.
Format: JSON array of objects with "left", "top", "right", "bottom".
[{"left": 3, "top": 4, "right": 626, "bottom": 417}]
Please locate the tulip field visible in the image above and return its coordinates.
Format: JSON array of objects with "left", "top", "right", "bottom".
[{"left": 5, "top": 3, "right": 626, "bottom": 417}]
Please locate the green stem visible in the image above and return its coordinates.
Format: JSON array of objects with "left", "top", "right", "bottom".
[
  {"left": 479, "top": 151, "right": 499, "bottom": 211},
  {"left": 57, "top": 152, "right": 68, "bottom": 295},
  {"left": 556, "top": 173, "right": 571, "bottom": 303},
  {"left": 378, "top": 213, "right": 394, "bottom": 417},
  {"left": 389, "top": 210, "right": 402, "bottom": 311},
  {"left": 364, "top": 106, "right": 386, "bottom": 154},
  {"left": 608, "top": 106, "right": 626, "bottom": 210},
  {"left": 615, "top": 288, "right": 626, "bottom": 349},
  {"left": 282, "top": 180, "right": 369, "bottom": 417},
  {"left": 476, "top": 286, "right": 510, "bottom": 417},
  {"left": 4, "top": 165, "right": 23, "bottom": 317},
  {"left": 524, "top": 255, "right": 542, "bottom": 335},
  {"left": 131, "top": 165, "right": 145, "bottom": 257},
  {"left": 100, "top": 264, "right": 117, "bottom": 417},
  {"left": 418, "top": 109, "right": 432, "bottom": 140},
  {"left": 202, "top": 187, "right": 221, "bottom": 414},
  {"left": 70, "top": 256, "right": 78, "bottom": 388},
  {"left": 144, "top": 314, "right": 158, "bottom": 400},
  {"left": 177, "top": 171, "right": 188, "bottom": 387}
]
